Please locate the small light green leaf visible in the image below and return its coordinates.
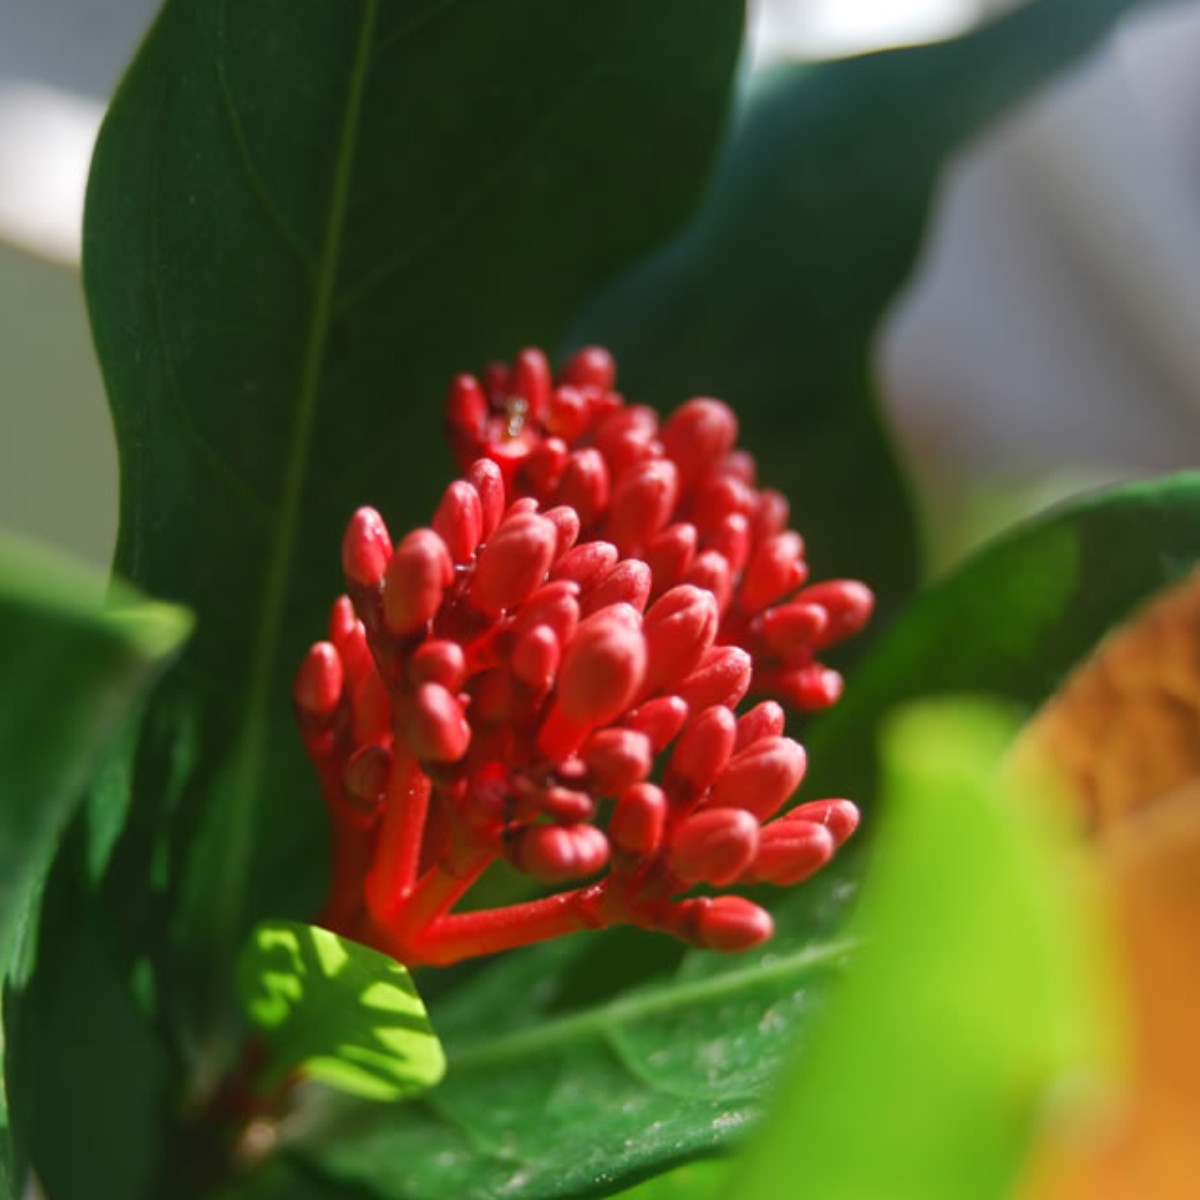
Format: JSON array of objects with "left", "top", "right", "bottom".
[
  {"left": 726, "top": 700, "right": 1112, "bottom": 1200},
  {"left": 237, "top": 920, "right": 445, "bottom": 1102}
]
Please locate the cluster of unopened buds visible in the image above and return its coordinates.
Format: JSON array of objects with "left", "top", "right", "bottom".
[{"left": 294, "top": 346, "right": 872, "bottom": 967}]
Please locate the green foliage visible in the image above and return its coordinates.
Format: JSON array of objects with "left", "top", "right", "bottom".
[
  {"left": 82, "top": 0, "right": 745, "bottom": 1043},
  {"left": 726, "top": 701, "right": 1108, "bottom": 1200},
  {"left": 573, "top": 0, "right": 1153, "bottom": 625},
  {"left": 0, "top": 0, "right": 1178, "bottom": 1198},
  {"left": 238, "top": 921, "right": 445, "bottom": 1101},
  {"left": 805, "top": 472, "right": 1200, "bottom": 805},
  {"left": 0, "top": 534, "right": 190, "bottom": 1199}
]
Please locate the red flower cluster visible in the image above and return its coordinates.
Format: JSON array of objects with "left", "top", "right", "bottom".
[{"left": 295, "top": 347, "right": 871, "bottom": 967}]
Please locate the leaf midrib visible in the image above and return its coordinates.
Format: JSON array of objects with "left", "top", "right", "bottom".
[
  {"left": 443, "top": 938, "right": 856, "bottom": 1072},
  {"left": 211, "top": 0, "right": 381, "bottom": 956}
]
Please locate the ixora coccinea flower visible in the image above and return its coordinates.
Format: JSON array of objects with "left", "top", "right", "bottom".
[{"left": 294, "top": 346, "right": 873, "bottom": 968}]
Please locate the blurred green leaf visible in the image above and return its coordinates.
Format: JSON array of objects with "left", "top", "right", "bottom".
[
  {"left": 572, "top": 0, "right": 1158, "bottom": 627},
  {"left": 238, "top": 921, "right": 444, "bottom": 1101},
  {"left": 805, "top": 472, "right": 1200, "bottom": 809},
  {"left": 0, "top": 533, "right": 190, "bottom": 1200},
  {"left": 83, "top": 0, "right": 744, "bottom": 1042},
  {"left": 726, "top": 700, "right": 1108, "bottom": 1200}
]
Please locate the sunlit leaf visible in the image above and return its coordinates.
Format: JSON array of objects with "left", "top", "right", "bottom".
[{"left": 238, "top": 921, "right": 444, "bottom": 1102}]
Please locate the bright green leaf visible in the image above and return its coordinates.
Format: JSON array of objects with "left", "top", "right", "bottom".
[
  {"left": 238, "top": 921, "right": 445, "bottom": 1102},
  {"left": 0, "top": 532, "right": 190, "bottom": 1200},
  {"left": 725, "top": 700, "right": 1110, "bottom": 1200},
  {"left": 572, "top": 0, "right": 1158, "bottom": 626},
  {"left": 83, "top": 0, "right": 744, "bottom": 1043}
]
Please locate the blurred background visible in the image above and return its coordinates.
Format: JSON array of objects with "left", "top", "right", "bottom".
[{"left": 3, "top": 0, "right": 1199, "bottom": 576}]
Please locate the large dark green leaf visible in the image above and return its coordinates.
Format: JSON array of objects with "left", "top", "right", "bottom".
[
  {"left": 293, "top": 922, "right": 853, "bottom": 1200},
  {"left": 0, "top": 533, "right": 190, "bottom": 1200},
  {"left": 805, "top": 472, "right": 1200, "bottom": 806},
  {"left": 571, "top": 0, "right": 1158, "bottom": 625},
  {"left": 83, "top": 0, "right": 744, "bottom": 1034},
  {"left": 237, "top": 921, "right": 444, "bottom": 1101},
  {"left": 727, "top": 701, "right": 1106, "bottom": 1200}
]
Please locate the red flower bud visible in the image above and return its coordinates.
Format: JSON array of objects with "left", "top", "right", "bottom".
[
  {"left": 408, "top": 639, "right": 467, "bottom": 691},
  {"left": 468, "top": 457, "right": 505, "bottom": 538},
  {"left": 433, "top": 479, "right": 484, "bottom": 564},
  {"left": 546, "top": 385, "right": 589, "bottom": 443},
  {"left": 382, "top": 528, "right": 453, "bottom": 635},
  {"left": 642, "top": 585, "right": 719, "bottom": 698},
  {"left": 512, "top": 347, "right": 551, "bottom": 421},
  {"left": 558, "top": 345, "right": 616, "bottom": 391},
  {"left": 542, "top": 505, "right": 581, "bottom": 558},
  {"left": 734, "top": 700, "right": 786, "bottom": 752},
  {"left": 783, "top": 798, "right": 860, "bottom": 846},
  {"left": 511, "top": 624, "right": 561, "bottom": 691},
  {"left": 779, "top": 663, "right": 843, "bottom": 711},
  {"left": 610, "top": 782, "right": 667, "bottom": 856},
  {"left": 710, "top": 736, "right": 806, "bottom": 820},
  {"left": 751, "top": 820, "right": 835, "bottom": 885},
  {"left": 551, "top": 540, "right": 619, "bottom": 591},
  {"left": 342, "top": 507, "right": 393, "bottom": 588},
  {"left": 668, "top": 808, "right": 759, "bottom": 886},
  {"left": 556, "top": 606, "right": 647, "bottom": 726},
  {"left": 295, "top": 642, "right": 343, "bottom": 717},
  {"left": 752, "top": 488, "right": 789, "bottom": 542},
  {"left": 643, "top": 522, "right": 697, "bottom": 596},
  {"left": 761, "top": 601, "right": 828, "bottom": 655},
  {"left": 740, "top": 532, "right": 807, "bottom": 614},
  {"left": 513, "top": 824, "right": 609, "bottom": 883},
  {"left": 607, "top": 458, "right": 679, "bottom": 555},
  {"left": 683, "top": 549, "right": 733, "bottom": 616},
  {"left": 667, "top": 705, "right": 736, "bottom": 794},
  {"left": 554, "top": 448, "right": 610, "bottom": 528},
  {"left": 661, "top": 398, "right": 738, "bottom": 490},
  {"left": 471, "top": 513, "right": 558, "bottom": 615},
  {"left": 801, "top": 580, "right": 875, "bottom": 649},
  {"left": 408, "top": 682, "right": 471, "bottom": 763},
  {"left": 707, "top": 513, "right": 751, "bottom": 576},
  {"left": 582, "top": 559, "right": 652, "bottom": 617},
  {"left": 676, "top": 645, "right": 752, "bottom": 712},
  {"left": 689, "top": 896, "right": 773, "bottom": 952},
  {"left": 512, "top": 581, "right": 580, "bottom": 647},
  {"left": 581, "top": 728, "right": 653, "bottom": 794},
  {"left": 622, "top": 695, "right": 689, "bottom": 752}
]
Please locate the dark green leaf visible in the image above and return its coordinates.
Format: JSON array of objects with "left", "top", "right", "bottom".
[
  {"left": 805, "top": 471, "right": 1200, "bottom": 808},
  {"left": 0, "top": 532, "right": 190, "bottom": 1200},
  {"left": 727, "top": 701, "right": 1107, "bottom": 1200},
  {"left": 293, "top": 916, "right": 854, "bottom": 1200},
  {"left": 238, "top": 921, "right": 444, "bottom": 1101},
  {"left": 572, "top": 0, "right": 1158, "bottom": 625},
  {"left": 84, "top": 0, "right": 744, "bottom": 1041}
]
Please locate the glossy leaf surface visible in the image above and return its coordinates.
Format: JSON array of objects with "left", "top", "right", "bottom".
[
  {"left": 83, "top": 0, "right": 743, "bottom": 1013},
  {"left": 238, "top": 921, "right": 444, "bottom": 1101},
  {"left": 573, "top": 0, "right": 1156, "bottom": 627}
]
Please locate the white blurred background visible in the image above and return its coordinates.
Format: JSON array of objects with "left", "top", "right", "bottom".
[{"left": 2, "top": 0, "right": 1198, "bottom": 576}]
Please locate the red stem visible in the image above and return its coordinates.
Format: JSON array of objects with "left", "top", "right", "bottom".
[
  {"left": 410, "top": 882, "right": 614, "bottom": 966},
  {"left": 364, "top": 752, "right": 431, "bottom": 924}
]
